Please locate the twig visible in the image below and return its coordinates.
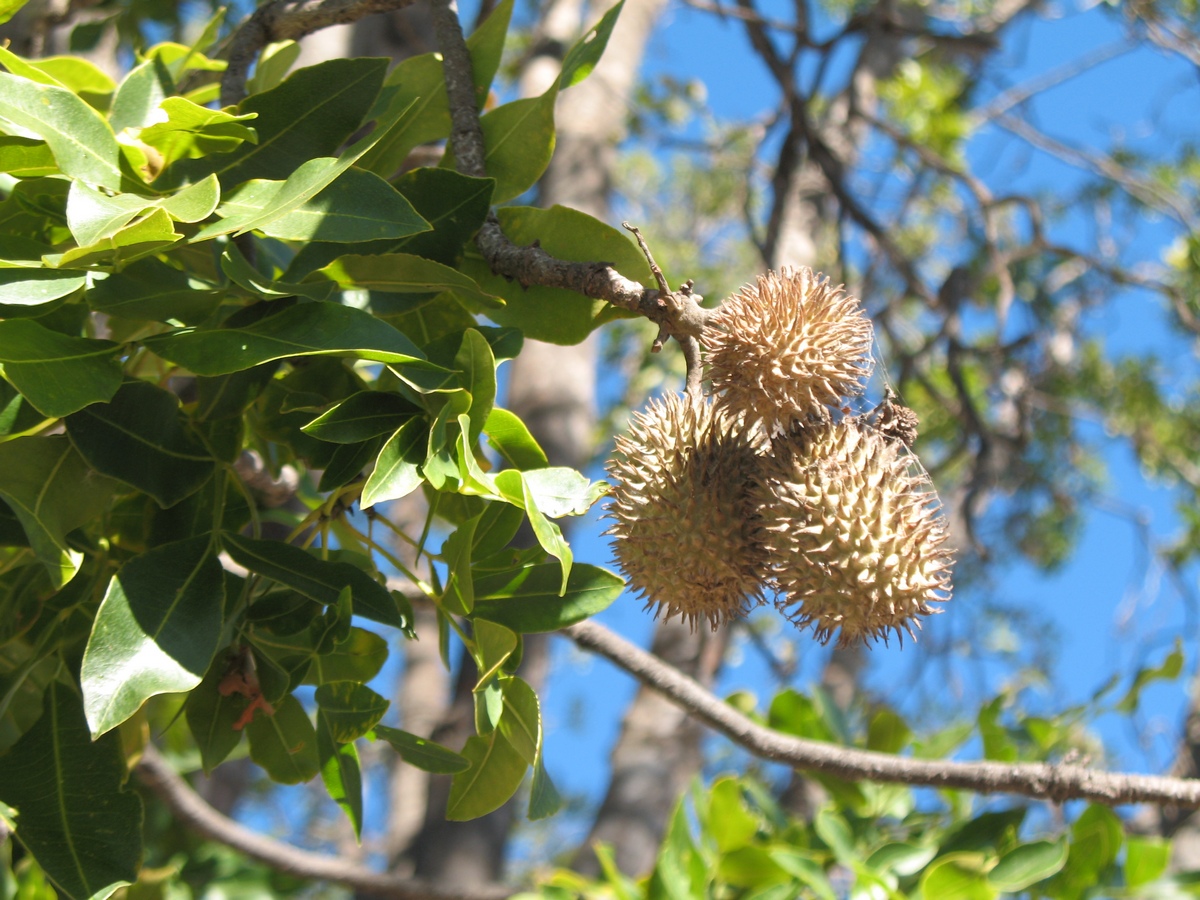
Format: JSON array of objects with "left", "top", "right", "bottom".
[
  {"left": 428, "top": 0, "right": 713, "bottom": 341},
  {"left": 220, "top": 0, "right": 420, "bottom": 106},
  {"left": 136, "top": 746, "right": 513, "bottom": 900},
  {"left": 563, "top": 620, "right": 1200, "bottom": 809}
]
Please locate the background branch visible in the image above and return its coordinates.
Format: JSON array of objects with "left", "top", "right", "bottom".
[
  {"left": 135, "top": 746, "right": 513, "bottom": 900},
  {"left": 563, "top": 620, "right": 1200, "bottom": 809}
]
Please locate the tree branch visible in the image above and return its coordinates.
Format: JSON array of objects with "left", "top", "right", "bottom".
[
  {"left": 563, "top": 620, "right": 1200, "bottom": 809},
  {"left": 427, "top": 0, "right": 712, "bottom": 349},
  {"left": 135, "top": 746, "right": 513, "bottom": 900},
  {"left": 220, "top": 0, "right": 421, "bottom": 106}
]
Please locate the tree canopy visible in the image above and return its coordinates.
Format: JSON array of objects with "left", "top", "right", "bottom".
[{"left": 0, "top": 0, "right": 1199, "bottom": 897}]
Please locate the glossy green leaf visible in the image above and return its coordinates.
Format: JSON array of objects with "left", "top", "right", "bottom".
[
  {"left": 0, "top": 72, "right": 123, "bottom": 189},
  {"left": 558, "top": 0, "right": 624, "bottom": 89},
  {"left": 521, "top": 467, "right": 605, "bottom": 518},
  {"left": 161, "top": 58, "right": 386, "bottom": 188},
  {"left": 472, "top": 501, "right": 525, "bottom": 559},
  {"left": 0, "top": 0, "right": 32, "bottom": 25},
  {"left": 184, "top": 661, "right": 245, "bottom": 774},
  {"left": 483, "top": 408, "right": 549, "bottom": 470},
  {"left": 0, "top": 681, "right": 142, "bottom": 900},
  {"left": 707, "top": 778, "right": 759, "bottom": 853},
  {"left": 66, "top": 380, "right": 215, "bottom": 508},
  {"left": 988, "top": 839, "right": 1068, "bottom": 891},
  {"left": 356, "top": 55, "right": 448, "bottom": 178},
  {"left": 0, "top": 319, "right": 122, "bottom": 417},
  {"left": 317, "top": 710, "right": 364, "bottom": 839},
  {"left": 223, "top": 533, "right": 405, "bottom": 630},
  {"left": 81, "top": 536, "right": 223, "bottom": 737},
  {"left": 477, "top": 621, "right": 518, "bottom": 685},
  {"left": 219, "top": 243, "right": 333, "bottom": 301},
  {"left": 219, "top": 168, "right": 428, "bottom": 242},
  {"left": 1124, "top": 836, "right": 1170, "bottom": 888},
  {"left": 471, "top": 563, "right": 622, "bottom": 632},
  {"left": 302, "top": 391, "right": 420, "bottom": 443},
  {"left": 246, "top": 694, "right": 320, "bottom": 784},
  {"left": 361, "top": 418, "right": 428, "bottom": 509},
  {"left": 865, "top": 842, "right": 938, "bottom": 877},
  {"left": 494, "top": 469, "right": 573, "bottom": 588},
  {"left": 455, "top": 329, "right": 497, "bottom": 442},
  {"left": 314, "top": 681, "right": 389, "bottom": 743},
  {"left": 0, "top": 268, "right": 86, "bottom": 308},
  {"left": 0, "top": 640, "right": 58, "bottom": 754},
  {"left": 0, "top": 49, "right": 115, "bottom": 104},
  {"left": 446, "top": 728, "right": 527, "bottom": 821},
  {"left": 0, "top": 436, "right": 115, "bottom": 587},
  {"left": 442, "top": 515, "right": 479, "bottom": 616},
  {"left": 314, "top": 253, "right": 499, "bottom": 309},
  {"left": 462, "top": 205, "right": 651, "bottom": 344},
  {"left": 246, "top": 40, "right": 301, "bottom": 95},
  {"left": 497, "top": 675, "right": 538, "bottom": 764},
  {"left": 51, "top": 206, "right": 181, "bottom": 268},
  {"left": 374, "top": 724, "right": 470, "bottom": 774},
  {"left": 528, "top": 754, "right": 562, "bottom": 821},
  {"left": 921, "top": 854, "right": 995, "bottom": 900},
  {"left": 0, "top": 135, "right": 57, "bottom": 176},
  {"left": 867, "top": 708, "right": 912, "bottom": 754},
  {"left": 138, "top": 97, "right": 258, "bottom": 169},
  {"left": 468, "top": 92, "right": 557, "bottom": 204},
  {"left": 85, "top": 257, "right": 222, "bottom": 324},
  {"left": 109, "top": 56, "right": 173, "bottom": 132},
  {"left": 143, "top": 300, "right": 435, "bottom": 375}
]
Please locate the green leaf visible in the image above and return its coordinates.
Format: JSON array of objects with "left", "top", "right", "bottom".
[
  {"left": 302, "top": 391, "right": 420, "bottom": 443},
  {"left": 483, "top": 408, "right": 549, "bottom": 470},
  {"left": 455, "top": 330, "right": 497, "bottom": 443},
  {"left": 223, "top": 533, "right": 405, "bottom": 630},
  {"left": 446, "top": 729, "right": 528, "bottom": 821},
  {"left": 708, "top": 778, "right": 759, "bottom": 853},
  {"left": 865, "top": 842, "right": 938, "bottom": 877},
  {"left": 462, "top": 206, "right": 652, "bottom": 344},
  {"left": 308, "top": 627, "right": 388, "bottom": 685},
  {"left": 0, "top": 681, "right": 142, "bottom": 900},
  {"left": 50, "top": 206, "right": 182, "bottom": 268},
  {"left": 1116, "top": 639, "right": 1183, "bottom": 713},
  {"left": 317, "top": 710, "right": 364, "bottom": 840},
  {"left": 138, "top": 97, "right": 258, "bottom": 169},
  {"left": 80, "top": 536, "right": 224, "bottom": 737},
  {"left": 471, "top": 563, "right": 623, "bottom": 632},
  {"left": 0, "top": 268, "right": 86, "bottom": 308},
  {"left": 462, "top": 92, "right": 556, "bottom": 204},
  {"left": 109, "top": 56, "right": 174, "bottom": 133},
  {"left": 0, "top": 436, "right": 115, "bottom": 587},
  {"left": 521, "top": 467, "right": 605, "bottom": 518},
  {"left": 246, "top": 41, "right": 301, "bottom": 95},
  {"left": 442, "top": 515, "right": 479, "bottom": 616},
  {"left": 65, "top": 380, "right": 215, "bottom": 508},
  {"left": 314, "top": 681, "right": 389, "bottom": 743},
  {"left": 814, "top": 807, "right": 855, "bottom": 863},
  {"left": 161, "top": 58, "right": 387, "bottom": 188},
  {"left": 373, "top": 724, "right": 470, "bottom": 774},
  {"left": 867, "top": 708, "right": 912, "bottom": 754},
  {"left": 477, "top": 621, "right": 518, "bottom": 685},
  {"left": 0, "top": 135, "right": 57, "bottom": 176},
  {"left": 246, "top": 694, "right": 320, "bottom": 784},
  {"left": 988, "top": 839, "right": 1068, "bottom": 891},
  {"left": 86, "top": 257, "right": 223, "bottom": 324},
  {"left": 920, "top": 854, "right": 995, "bottom": 900},
  {"left": 356, "top": 55, "right": 449, "bottom": 178},
  {"left": 219, "top": 243, "right": 334, "bottom": 301},
  {"left": 494, "top": 469, "right": 573, "bottom": 588},
  {"left": 472, "top": 501, "right": 525, "bottom": 559},
  {"left": 143, "top": 300, "right": 436, "bottom": 376},
  {"left": 0, "top": 72, "right": 123, "bottom": 189},
  {"left": 313, "top": 253, "right": 499, "bottom": 309},
  {"left": 0, "top": 0, "right": 32, "bottom": 26},
  {"left": 558, "top": 1, "right": 624, "bottom": 89},
  {"left": 218, "top": 168, "right": 428, "bottom": 242},
  {"left": 1124, "top": 836, "right": 1170, "bottom": 888},
  {"left": 0, "top": 319, "right": 122, "bottom": 417},
  {"left": 361, "top": 418, "right": 428, "bottom": 509},
  {"left": 184, "top": 660, "right": 244, "bottom": 774}
]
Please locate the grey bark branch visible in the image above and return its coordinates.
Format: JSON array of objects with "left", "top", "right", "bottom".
[
  {"left": 427, "top": 0, "right": 711, "bottom": 348},
  {"left": 221, "top": 0, "right": 421, "bottom": 106},
  {"left": 563, "top": 620, "right": 1200, "bottom": 809},
  {"left": 136, "top": 746, "right": 512, "bottom": 900}
]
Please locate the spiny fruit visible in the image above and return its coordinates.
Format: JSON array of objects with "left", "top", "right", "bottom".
[
  {"left": 605, "top": 392, "right": 769, "bottom": 630},
  {"left": 759, "top": 420, "right": 952, "bottom": 646},
  {"left": 703, "top": 267, "right": 874, "bottom": 435}
]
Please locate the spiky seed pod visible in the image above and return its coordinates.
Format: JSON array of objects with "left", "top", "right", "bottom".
[
  {"left": 605, "top": 392, "right": 770, "bottom": 630},
  {"left": 703, "top": 267, "right": 874, "bottom": 435},
  {"left": 759, "top": 421, "right": 952, "bottom": 646}
]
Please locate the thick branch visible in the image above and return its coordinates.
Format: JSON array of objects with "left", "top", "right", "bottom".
[
  {"left": 427, "top": 0, "right": 711, "bottom": 346},
  {"left": 221, "top": 0, "right": 420, "bottom": 106},
  {"left": 563, "top": 620, "right": 1200, "bottom": 809},
  {"left": 136, "top": 746, "right": 512, "bottom": 900}
]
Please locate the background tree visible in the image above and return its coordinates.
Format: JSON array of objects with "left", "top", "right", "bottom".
[{"left": 0, "top": 0, "right": 1198, "bottom": 898}]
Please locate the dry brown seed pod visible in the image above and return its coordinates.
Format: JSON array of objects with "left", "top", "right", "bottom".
[
  {"left": 759, "top": 420, "right": 952, "bottom": 646},
  {"left": 703, "top": 267, "right": 874, "bottom": 435},
  {"left": 605, "top": 392, "right": 769, "bottom": 630}
]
